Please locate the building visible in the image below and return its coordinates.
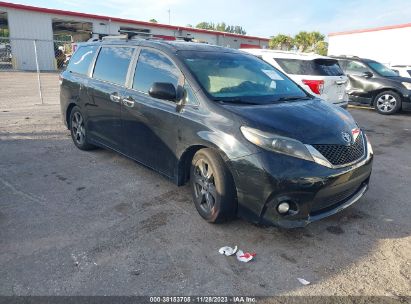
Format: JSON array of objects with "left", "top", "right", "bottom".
[
  {"left": 328, "top": 22, "right": 411, "bottom": 66},
  {"left": 0, "top": 1, "right": 269, "bottom": 71}
]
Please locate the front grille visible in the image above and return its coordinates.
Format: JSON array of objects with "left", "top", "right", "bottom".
[{"left": 313, "top": 133, "right": 365, "bottom": 166}]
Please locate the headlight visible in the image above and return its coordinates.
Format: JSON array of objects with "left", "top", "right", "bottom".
[
  {"left": 364, "top": 133, "right": 373, "bottom": 155},
  {"left": 401, "top": 82, "right": 411, "bottom": 90},
  {"left": 240, "top": 126, "right": 314, "bottom": 162}
]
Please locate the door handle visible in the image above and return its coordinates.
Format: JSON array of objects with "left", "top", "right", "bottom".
[
  {"left": 335, "top": 80, "right": 347, "bottom": 85},
  {"left": 110, "top": 93, "right": 121, "bottom": 103},
  {"left": 122, "top": 97, "right": 135, "bottom": 108}
]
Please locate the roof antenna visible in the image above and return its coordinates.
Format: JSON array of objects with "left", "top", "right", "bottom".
[{"left": 167, "top": 9, "right": 171, "bottom": 25}]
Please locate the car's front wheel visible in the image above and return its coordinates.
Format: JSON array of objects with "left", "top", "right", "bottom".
[
  {"left": 190, "top": 148, "right": 237, "bottom": 223},
  {"left": 69, "top": 106, "right": 95, "bottom": 150},
  {"left": 374, "top": 91, "right": 402, "bottom": 115}
]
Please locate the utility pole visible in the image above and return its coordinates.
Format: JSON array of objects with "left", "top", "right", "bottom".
[{"left": 167, "top": 9, "right": 171, "bottom": 24}]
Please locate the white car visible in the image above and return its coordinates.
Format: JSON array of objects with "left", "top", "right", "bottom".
[
  {"left": 391, "top": 65, "right": 411, "bottom": 78},
  {"left": 242, "top": 49, "right": 349, "bottom": 107}
]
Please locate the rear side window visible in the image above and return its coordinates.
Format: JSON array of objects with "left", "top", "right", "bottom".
[
  {"left": 133, "top": 49, "right": 180, "bottom": 93},
  {"left": 345, "top": 60, "right": 369, "bottom": 74},
  {"left": 93, "top": 47, "right": 134, "bottom": 86},
  {"left": 408, "top": 70, "right": 411, "bottom": 77},
  {"left": 67, "top": 45, "right": 98, "bottom": 75},
  {"left": 275, "top": 58, "right": 344, "bottom": 76}
]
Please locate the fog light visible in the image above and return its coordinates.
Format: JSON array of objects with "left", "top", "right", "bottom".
[{"left": 277, "top": 202, "right": 290, "bottom": 214}]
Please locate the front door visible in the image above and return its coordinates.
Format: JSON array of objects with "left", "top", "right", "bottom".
[{"left": 121, "top": 48, "right": 183, "bottom": 177}]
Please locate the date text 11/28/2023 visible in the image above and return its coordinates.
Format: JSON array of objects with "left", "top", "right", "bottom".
[{"left": 149, "top": 296, "right": 257, "bottom": 303}]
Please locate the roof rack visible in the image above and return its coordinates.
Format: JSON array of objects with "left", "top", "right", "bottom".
[
  {"left": 118, "top": 29, "right": 156, "bottom": 39},
  {"left": 102, "top": 34, "right": 128, "bottom": 41}
]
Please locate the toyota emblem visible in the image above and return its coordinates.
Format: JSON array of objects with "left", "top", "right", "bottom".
[{"left": 342, "top": 132, "right": 352, "bottom": 144}]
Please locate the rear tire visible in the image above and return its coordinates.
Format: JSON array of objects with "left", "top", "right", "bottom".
[
  {"left": 190, "top": 148, "right": 237, "bottom": 223},
  {"left": 374, "top": 91, "right": 402, "bottom": 115},
  {"left": 69, "top": 106, "right": 95, "bottom": 150}
]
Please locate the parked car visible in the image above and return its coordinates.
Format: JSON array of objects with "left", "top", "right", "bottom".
[
  {"left": 60, "top": 38, "right": 373, "bottom": 228},
  {"left": 391, "top": 65, "right": 411, "bottom": 78},
  {"left": 331, "top": 56, "right": 411, "bottom": 114},
  {"left": 242, "top": 49, "right": 349, "bottom": 107}
]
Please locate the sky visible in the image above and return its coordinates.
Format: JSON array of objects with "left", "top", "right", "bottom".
[{"left": 6, "top": 0, "right": 411, "bottom": 37}]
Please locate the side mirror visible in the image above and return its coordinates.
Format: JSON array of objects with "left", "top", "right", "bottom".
[
  {"left": 362, "top": 71, "right": 373, "bottom": 78},
  {"left": 149, "top": 82, "right": 177, "bottom": 101}
]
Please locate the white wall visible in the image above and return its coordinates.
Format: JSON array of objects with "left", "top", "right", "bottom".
[
  {"left": 5, "top": 8, "right": 55, "bottom": 70},
  {"left": 328, "top": 27, "right": 411, "bottom": 66}
]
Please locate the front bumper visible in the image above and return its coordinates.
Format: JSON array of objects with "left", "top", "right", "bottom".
[{"left": 228, "top": 140, "right": 373, "bottom": 228}]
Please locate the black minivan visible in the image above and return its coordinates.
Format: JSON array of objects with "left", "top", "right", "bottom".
[{"left": 60, "top": 38, "right": 373, "bottom": 228}]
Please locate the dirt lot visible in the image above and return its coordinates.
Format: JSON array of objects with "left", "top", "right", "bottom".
[{"left": 0, "top": 72, "right": 410, "bottom": 297}]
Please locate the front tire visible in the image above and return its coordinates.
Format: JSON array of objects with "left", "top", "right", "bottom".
[
  {"left": 374, "top": 91, "right": 402, "bottom": 115},
  {"left": 69, "top": 106, "right": 95, "bottom": 150},
  {"left": 190, "top": 148, "right": 237, "bottom": 223}
]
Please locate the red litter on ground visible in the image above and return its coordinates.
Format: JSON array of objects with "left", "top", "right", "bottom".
[{"left": 236, "top": 250, "right": 256, "bottom": 262}]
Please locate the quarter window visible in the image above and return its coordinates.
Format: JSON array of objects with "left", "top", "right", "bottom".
[
  {"left": 133, "top": 49, "right": 180, "bottom": 93},
  {"left": 93, "top": 47, "right": 134, "bottom": 85},
  {"left": 67, "top": 45, "right": 98, "bottom": 75}
]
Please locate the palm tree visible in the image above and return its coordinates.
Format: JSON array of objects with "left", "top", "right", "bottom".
[
  {"left": 294, "top": 31, "right": 311, "bottom": 52},
  {"left": 269, "top": 34, "right": 294, "bottom": 50}
]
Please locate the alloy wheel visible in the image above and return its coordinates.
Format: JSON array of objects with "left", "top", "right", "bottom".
[
  {"left": 193, "top": 158, "right": 217, "bottom": 214},
  {"left": 71, "top": 112, "right": 85, "bottom": 145},
  {"left": 376, "top": 94, "right": 397, "bottom": 113}
]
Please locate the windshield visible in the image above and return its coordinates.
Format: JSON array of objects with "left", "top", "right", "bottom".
[
  {"left": 368, "top": 61, "right": 398, "bottom": 77},
  {"left": 276, "top": 58, "right": 344, "bottom": 76},
  {"left": 178, "top": 51, "right": 308, "bottom": 104}
]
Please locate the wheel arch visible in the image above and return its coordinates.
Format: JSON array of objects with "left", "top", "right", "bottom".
[
  {"left": 65, "top": 103, "right": 77, "bottom": 129},
  {"left": 371, "top": 88, "right": 403, "bottom": 105},
  {"left": 176, "top": 143, "right": 233, "bottom": 186}
]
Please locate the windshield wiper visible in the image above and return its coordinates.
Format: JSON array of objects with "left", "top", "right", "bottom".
[
  {"left": 215, "top": 98, "right": 260, "bottom": 105},
  {"left": 277, "top": 96, "right": 312, "bottom": 102}
]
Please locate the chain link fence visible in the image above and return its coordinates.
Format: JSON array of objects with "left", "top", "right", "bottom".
[
  {"left": 0, "top": 37, "right": 73, "bottom": 104},
  {"left": 0, "top": 37, "right": 72, "bottom": 71}
]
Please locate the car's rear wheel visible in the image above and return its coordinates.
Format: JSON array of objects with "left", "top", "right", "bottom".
[
  {"left": 374, "top": 91, "right": 402, "bottom": 115},
  {"left": 190, "top": 148, "right": 237, "bottom": 223},
  {"left": 69, "top": 106, "right": 95, "bottom": 150}
]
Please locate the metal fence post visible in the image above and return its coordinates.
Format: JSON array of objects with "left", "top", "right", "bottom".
[{"left": 33, "top": 39, "right": 44, "bottom": 105}]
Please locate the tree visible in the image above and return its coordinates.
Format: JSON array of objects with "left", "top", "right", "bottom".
[
  {"left": 186, "top": 24, "right": 193, "bottom": 28},
  {"left": 269, "top": 31, "right": 328, "bottom": 55},
  {"left": 149, "top": 19, "right": 158, "bottom": 23},
  {"left": 195, "top": 22, "right": 246, "bottom": 34},
  {"left": 315, "top": 41, "right": 328, "bottom": 56},
  {"left": 269, "top": 34, "right": 294, "bottom": 51},
  {"left": 196, "top": 22, "right": 215, "bottom": 30},
  {"left": 294, "top": 31, "right": 326, "bottom": 52},
  {"left": 294, "top": 31, "right": 311, "bottom": 52}
]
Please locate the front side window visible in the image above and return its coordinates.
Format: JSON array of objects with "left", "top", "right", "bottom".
[
  {"left": 133, "top": 49, "right": 180, "bottom": 93},
  {"left": 367, "top": 61, "right": 398, "bottom": 77},
  {"left": 67, "top": 45, "right": 98, "bottom": 75},
  {"left": 275, "top": 58, "right": 344, "bottom": 76},
  {"left": 179, "top": 51, "right": 307, "bottom": 104},
  {"left": 93, "top": 47, "right": 134, "bottom": 85}
]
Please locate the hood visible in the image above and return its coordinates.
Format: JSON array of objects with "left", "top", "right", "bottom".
[{"left": 222, "top": 99, "right": 358, "bottom": 145}]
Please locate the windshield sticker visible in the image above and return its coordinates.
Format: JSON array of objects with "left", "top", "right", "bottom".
[{"left": 262, "top": 69, "right": 284, "bottom": 80}]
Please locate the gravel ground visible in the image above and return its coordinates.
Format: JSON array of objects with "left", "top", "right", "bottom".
[{"left": 0, "top": 72, "right": 410, "bottom": 297}]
